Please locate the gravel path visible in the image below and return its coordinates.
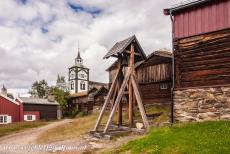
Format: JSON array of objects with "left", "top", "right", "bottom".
[
  {"left": 0, "top": 119, "right": 75, "bottom": 154},
  {"left": 0, "top": 119, "right": 140, "bottom": 154}
]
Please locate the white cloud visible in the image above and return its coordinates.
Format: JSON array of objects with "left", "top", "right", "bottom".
[{"left": 0, "top": 0, "right": 182, "bottom": 95}]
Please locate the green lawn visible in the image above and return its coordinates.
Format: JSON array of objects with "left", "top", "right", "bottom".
[
  {"left": 110, "top": 121, "right": 230, "bottom": 154},
  {"left": 0, "top": 121, "right": 49, "bottom": 138}
]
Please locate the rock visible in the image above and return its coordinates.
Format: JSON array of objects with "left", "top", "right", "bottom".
[
  {"left": 214, "top": 103, "right": 223, "bottom": 108},
  {"left": 136, "top": 122, "right": 144, "bottom": 130},
  {"left": 220, "top": 115, "right": 230, "bottom": 120},
  {"left": 89, "top": 142, "right": 103, "bottom": 149}
]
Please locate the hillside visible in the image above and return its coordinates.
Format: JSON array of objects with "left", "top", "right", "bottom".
[{"left": 110, "top": 121, "right": 230, "bottom": 154}]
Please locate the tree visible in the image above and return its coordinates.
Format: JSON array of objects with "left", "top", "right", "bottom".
[
  {"left": 7, "top": 93, "right": 14, "bottom": 99},
  {"left": 50, "top": 87, "right": 69, "bottom": 110},
  {"left": 29, "top": 80, "right": 49, "bottom": 98}
]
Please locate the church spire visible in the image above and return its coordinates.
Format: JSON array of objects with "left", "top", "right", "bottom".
[{"left": 75, "top": 42, "right": 83, "bottom": 66}]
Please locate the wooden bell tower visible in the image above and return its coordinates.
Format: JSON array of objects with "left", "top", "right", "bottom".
[{"left": 93, "top": 35, "right": 150, "bottom": 134}]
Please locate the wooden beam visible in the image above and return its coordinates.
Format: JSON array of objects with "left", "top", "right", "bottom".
[
  {"left": 131, "top": 75, "right": 150, "bottom": 129},
  {"left": 129, "top": 80, "right": 133, "bottom": 127},
  {"left": 125, "top": 50, "right": 142, "bottom": 56},
  {"left": 103, "top": 67, "right": 132, "bottom": 133},
  {"left": 93, "top": 66, "right": 121, "bottom": 131},
  {"left": 117, "top": 71, "right": 123, "bottom": 126},
  {"left": 128, "top": 43, "right": 135, "bottom": 127}
]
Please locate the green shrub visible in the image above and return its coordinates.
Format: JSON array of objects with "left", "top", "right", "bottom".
[{"left": 70, "top": 108, "right": 79, "bottom": 118}]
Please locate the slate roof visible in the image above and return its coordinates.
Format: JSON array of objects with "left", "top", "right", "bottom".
[
  {"left": 19, "top": 97, "right": 59, "bottom": 105},
  {"left": 104, "top": 35, "right": 146, "bottom": 59}
]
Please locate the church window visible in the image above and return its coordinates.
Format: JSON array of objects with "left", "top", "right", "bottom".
[
  {"left": 80, "top": 81, "right": 86, "bottom": 90},
  {"left": 70, "top": 81, "right": 74, "bottom": 90}
]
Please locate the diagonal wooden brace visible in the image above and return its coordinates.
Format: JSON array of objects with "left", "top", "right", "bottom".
[{"left": 103, "top": 67, "right": 132, "bottom": 133}]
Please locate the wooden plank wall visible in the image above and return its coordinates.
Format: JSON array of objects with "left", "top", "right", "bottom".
[
  {"left": 108, "top": 55, "right": 172, "bottom": 105},
  {"left": 139, "top": 82, "right": 172, "bottom": 104},
  {"left": 137, "top": 63, "right": 172, "bottom": 83},
  {"left": 174, "top": 28, "right": 230, "bottom": 88},
  {"left": 136, "top": 56, "right": 172, "bottom": 104}
]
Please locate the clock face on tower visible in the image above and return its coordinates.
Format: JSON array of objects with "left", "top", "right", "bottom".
[
  {"left": 78, "top": 71, "right": 87, "bottom": 80},
  {"left": 70, "top": 70, "right": 75, "bottom": 79}
]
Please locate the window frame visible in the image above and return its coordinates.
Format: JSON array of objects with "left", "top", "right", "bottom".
[
  {"left": 70, "top": 81, "right": 74, "bottom": 90},
  {"left": 0, "top": 115, "right": 8, "bottom": 124},
  {"left": 80, "top": 81, "right": 86, "bottom": 90},
  {"left": 160, "top": 83, "right": 168, "bottom": 90}
]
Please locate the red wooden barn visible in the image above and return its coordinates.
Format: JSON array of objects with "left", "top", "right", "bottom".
[
  {"left": 0, "top": 93, "right": 21, "bottom": 124},
  {"left": 164, "top": 0, "right": 230, "bottom": 122},
  {"left": 0, "top": 87, "right": 59, "bottom": 125}
]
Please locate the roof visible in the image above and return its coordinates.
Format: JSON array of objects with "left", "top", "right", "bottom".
[
  {"left": 19, "top": 97, "right": 59, "bottom": 105},
  {"left": 89, "top": 81, "right": 108, "bottom": 87},
  {"left": 0, "top": 94, "right": 19, "bottom": 105},
  {"left": 104, "top": 35, "right": 147, "bottom": 59},
  {"left": 164, "top": 0, "right": 213, "bottom": 15},
  {"left": 147, "top": 50, "right": 172, "bottom": 59},
  {"left": 77, "top": 51, "right": 82, "bottom": 59},
  {"left": 106, "top": 60, "right": 119, "bottom": 71},
  {"left": 106, "top": 50, "right": 172, "bottom": 71},
  {"left": 70, "top": 92, "right": 88, "bottom": 98},
  {"left": 136, "top": 50, "right": 172, "bottom": 68}
]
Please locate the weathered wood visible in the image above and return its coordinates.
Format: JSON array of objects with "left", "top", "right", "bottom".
[
  {"left": 129, "top": 80, "right": 133, "bottom": 127},
  {"left": 174, "top": 29, "right": 230, "bottom": 88},
  {"left": 128, "top": 44, "right": 135, "bottom": 127},
  {"left": 125, "top": 50, "right": 142, "bottom": 56},
  {"left": 117, "top": 65, "right": 124, "bottom": 126},
  {"left": 103, "top": 68, "right": 132, "bottom": 133},
  {"left": 131, "top": 75, "right": 150, "bottom": 129},
  {"left": 93, "top": 66, "right": 120, "bottom": 131}
]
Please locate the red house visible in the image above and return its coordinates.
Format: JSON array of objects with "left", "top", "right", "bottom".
[
  {"left": 0, "top": 93, "right": 21, "bottom": 124},
  {"left": 0, "top": 86, "right": 58, "bottom": 125}
]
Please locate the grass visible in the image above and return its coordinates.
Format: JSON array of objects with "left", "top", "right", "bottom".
[
  {"left": 0, "top": 121, "right": 49, "bottom": 138},
  {"left": 109, "top": 121, "right": 230, "bottom": 154},
  {"left": 36, "top": 105, "right": 170, "bottom": 144},
  {"left": 36, "top": 113, "right": 103, "bottom": 143}
]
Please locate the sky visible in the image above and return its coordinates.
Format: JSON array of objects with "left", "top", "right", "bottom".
[{"left": 0, "top": 0, "right": 183, "bottom": 96}]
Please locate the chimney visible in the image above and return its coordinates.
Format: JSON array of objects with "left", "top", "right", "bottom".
[{"left": 1, "top": 85, "right": 7, "bottom": 96}]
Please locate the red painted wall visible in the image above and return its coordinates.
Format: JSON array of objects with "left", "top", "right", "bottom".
[
  {"left": 173, "top": 0, "right": 230, "bottom": 39},
  {"left": 23, "top": 111, "right": 40, "bottom": 120},
  {"left": 0, "top": 96, "right": 20, "bottom": 122}
]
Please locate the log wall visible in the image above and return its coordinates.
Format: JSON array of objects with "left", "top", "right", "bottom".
[
  {"left": 136, "top": 56, "right": 172, "bottom": 104},
  {"left": 174, "top": 28, "right": 230, "bottom": 88}
]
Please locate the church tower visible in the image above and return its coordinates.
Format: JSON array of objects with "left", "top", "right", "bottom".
[{"left": 68, "top": 48, "right": 89, "bottom": 94}]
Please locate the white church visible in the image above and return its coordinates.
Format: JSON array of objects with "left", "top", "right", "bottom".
[{"left": 68, "top": 51, "right": 89, "bottom": 94}]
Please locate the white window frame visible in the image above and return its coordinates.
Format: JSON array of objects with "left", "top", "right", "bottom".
[
  {"left": 80, "top": 81, "right": 86, "bottom": 90},
  {"left": 0, "top": 115, "right": 11, "bottom": 124},
  {"left": 24, "top": 115, "right": 36, "bottom": 121},
  {"left": 160, "top": 84, "right": 168, "bottom": 90},
  {"left": 70, "top": 81, "right": 74, "bottom": 90}
]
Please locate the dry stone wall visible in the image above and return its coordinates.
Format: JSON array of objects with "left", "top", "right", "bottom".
[{"left": 174, "top": 87, "right": 230, "bottom": 122}]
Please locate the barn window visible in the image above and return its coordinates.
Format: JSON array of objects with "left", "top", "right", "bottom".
[
  {"left": 27, "top": 115, "right": 32, "bottom": 121},
  {"left": 0, "top": 115, "right": 10, "bottom": 124},
  {"left": 70, "top": 81, "right": 74, "bottom": 90},
  {"left": 160, "top": 84, "right": 168, "bottom": 90},
  {"left": 24, "top": 115, "right": 35, "bottom": 121},
  {"left": 80, "top": 81, "right": 86, "bottom": 90}
]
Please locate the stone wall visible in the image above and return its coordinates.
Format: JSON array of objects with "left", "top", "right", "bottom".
[{"left": 174, "top": 87, "right": 230, "bottom": 122}]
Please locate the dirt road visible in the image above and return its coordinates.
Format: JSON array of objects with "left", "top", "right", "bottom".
[
  {"left": 0, "top": 119, "right": 139, "bottom": 154},
  {"left": 0, "top": 119, "right": 85, "bottom": 154}
]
